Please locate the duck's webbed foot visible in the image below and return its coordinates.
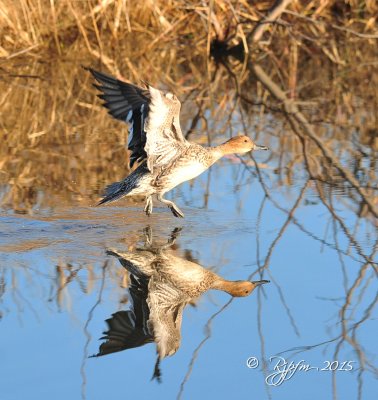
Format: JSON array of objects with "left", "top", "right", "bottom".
[
  {"left": 169, "top": 204, "right": 185, "bottom": 218},
  {"left": 157, "top": 195, "right": 184, "bottom": 218},
  {"left": 144, "top": 196, "right": 153, "bottom": 216},
  {"left": 169, "top": 227, "right": 183, "bottom": 243},
  {"left": 163, "top": 227, "right": 183, "bottom": 248}
]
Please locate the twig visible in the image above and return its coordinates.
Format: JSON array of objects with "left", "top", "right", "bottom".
[
  {"left": 249, "top": 0, "right": 293, "bottom": 44},
  {"left": 284, "top": 10, "right": 378, "bottom": 39}
]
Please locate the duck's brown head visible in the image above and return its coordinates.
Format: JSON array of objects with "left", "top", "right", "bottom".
[
  {"left": 224, "top": 279, "right": 270, "bottom": 297},
  {"left": 222, "top": 135, "right": 269, "bottom": 154}
]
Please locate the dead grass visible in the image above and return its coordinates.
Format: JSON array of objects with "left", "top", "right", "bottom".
[{"left": 0, "top": 0, "right": 377, "bottom": 213}]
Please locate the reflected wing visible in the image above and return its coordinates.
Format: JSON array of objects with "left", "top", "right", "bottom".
[
  {"left": 147, "top": 277, "right": 188, "bottom": 359},
  {"left": 88, "top": 68, "right": 188, "bottom": 171},
  {"left": 91, "top": 275, "right": 152, "bottom": 357}
]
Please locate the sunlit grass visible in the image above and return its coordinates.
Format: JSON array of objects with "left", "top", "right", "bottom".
[{"left": 0, "top": 0, "right": 377, "bottom": 213}]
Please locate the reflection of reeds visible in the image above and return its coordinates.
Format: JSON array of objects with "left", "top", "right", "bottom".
[{"left": 1, "top": 0, "right": 377, "bottom": 213}]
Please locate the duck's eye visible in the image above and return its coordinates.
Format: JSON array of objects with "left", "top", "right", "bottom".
[{"left": 244, "top": 139, "right": 248, "bottom": 143}]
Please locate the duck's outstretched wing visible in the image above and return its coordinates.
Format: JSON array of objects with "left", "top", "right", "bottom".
[
  {"left": 87, "top": 68, "right": 150, "bottom": 167},
  {"left": 87, "top": 68, "right": 188, "bottom": 171},
  {"left": 90, "top": 275, "right": 153, "bottom": 357},
  {"left": 143, "top": 85, "right": 188, "bottom": 172}
]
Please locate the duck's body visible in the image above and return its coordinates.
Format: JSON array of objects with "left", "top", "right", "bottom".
[
  {"left": 111, "top": 246, "right": 233, "bottom": 299},
  {"left": 101, "top": 143, "right": 216, "bottom": 217},
  {"left": 88, "top": 68, "right": 268, "bottom": 217}
]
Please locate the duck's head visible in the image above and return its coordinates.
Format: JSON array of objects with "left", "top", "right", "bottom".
[
  {"left": 227, "top": 279, "right": 270, "bottom": 297},
  {"left": 223, "top": 135, "right": 269, "bottom": 154}
]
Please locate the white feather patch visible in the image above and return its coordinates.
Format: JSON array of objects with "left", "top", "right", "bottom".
[{"left": 146, "top": 86, "right": 169, "bottom": 131}]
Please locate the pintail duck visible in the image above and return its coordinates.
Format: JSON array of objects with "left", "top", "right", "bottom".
[
  {"left": 93, "top": 228, "right": 269, "bottom": 380},
  {"left": 87, "top": 68, "right": 269, "bottom": 217}
]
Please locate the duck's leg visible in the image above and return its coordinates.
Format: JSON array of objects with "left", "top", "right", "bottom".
[
  {"left": 157, "top": 195, "right": 184, "bottom": 218},
  {"left": 143, "top": 226, "right": 153, "bottom": 245},
  {"left": 144, "top": 196, "right": 153, "bottom": 216}
]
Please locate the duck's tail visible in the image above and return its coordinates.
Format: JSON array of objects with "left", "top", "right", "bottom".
[
  {"left": 97, "top": 162, "right": 149, "bottom": 205},
  {"left": 98, "top": 180, "right": 131, "bottom": 205},
  {"left": 151, "top": 356, "right": 162, "bottom": 383}
]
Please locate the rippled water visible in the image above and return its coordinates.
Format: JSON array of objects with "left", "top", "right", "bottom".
[{"left": 1, "top": 154, "right": 377, "bottom": 400}]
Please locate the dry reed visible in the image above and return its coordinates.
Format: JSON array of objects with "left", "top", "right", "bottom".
[{"left": 0, "top": 0, "right": 376, "bottom": 214}]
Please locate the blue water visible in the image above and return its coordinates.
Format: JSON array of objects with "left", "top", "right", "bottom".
[{"left": 0, "top": 158, "right": 377, "bottom": 400}]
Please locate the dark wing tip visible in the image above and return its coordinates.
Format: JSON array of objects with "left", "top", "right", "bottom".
[
  {"left": 81, "top": 65, "right": 91, "bottom": 72},
  {"left": 83, "top": 66, "right": 104, "bottom": 82},
  {"left": 86, "top": 67, "right": 150, "bottom": 167}
]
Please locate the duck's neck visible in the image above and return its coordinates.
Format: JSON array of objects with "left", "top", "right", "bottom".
[
  {"left": 209, "top": 143, "right": 234, "bottom": 162},
  {"left": 211, "top": 278, "right": 238, "bottom": 296}
]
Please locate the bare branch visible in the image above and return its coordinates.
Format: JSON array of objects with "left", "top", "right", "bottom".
[{"left": 249, "top": 0, "right": 293, "bottom": 44}]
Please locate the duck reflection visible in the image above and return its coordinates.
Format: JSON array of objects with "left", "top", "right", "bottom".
[{"left": 92, "top": 227, "right": 269, "bottom": 381}]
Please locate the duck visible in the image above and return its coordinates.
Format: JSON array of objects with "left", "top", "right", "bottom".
[
  {"left": 95, "top": 227, "right": 269, "bottom": 381},
  {"left": 87, "top": 68, "right": 269, "bottom": 217}
]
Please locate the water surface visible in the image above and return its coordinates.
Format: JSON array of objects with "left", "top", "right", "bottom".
[{"left": 1, "top": 155, "right": 377, "bottom": 399}]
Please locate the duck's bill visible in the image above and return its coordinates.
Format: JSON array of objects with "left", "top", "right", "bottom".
[
  {"left": 252, "top": 280, "right": 270, "bottom": 286},
  {"left": 254, "top": 144, "right": 269, "bottom": 151}
]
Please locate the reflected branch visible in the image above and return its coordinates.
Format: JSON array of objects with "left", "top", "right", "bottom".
[
  {"left": 80, "top": 260, "right": 108, "bottom": 400},
  {"left": 314, "top": 180, "right": 377, "bottom": 272},
  {"left": 249, "top": 63, "right": 378, "bottom": 219},
  {"left": 177, "top": 298, "right": 233, "bottom": 400}
]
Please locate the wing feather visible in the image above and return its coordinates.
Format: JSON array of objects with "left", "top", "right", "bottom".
[
  {"left": 88, "top": 67, "right": 188, "bottom": 171},
  {"left": 147, "top": 277, "right": 188, "bottom": 358},
  {"left": 88, "top": 68, "right": 150, "bottom": 167}
]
